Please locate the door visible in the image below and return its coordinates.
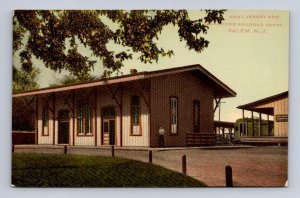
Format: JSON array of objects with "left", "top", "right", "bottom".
[
  {"left": 102, "top": 118, "right": 115, "bottom": 145},
  {"left": 58, "top": 110, "right": 70, "bottom": 144},
  {"left": 101, "top": 107, "right": 115, "bottom": 145}
]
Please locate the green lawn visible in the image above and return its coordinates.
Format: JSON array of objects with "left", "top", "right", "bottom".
[{"left": 12, "top": 153, "right": 207, "bottom": 187}]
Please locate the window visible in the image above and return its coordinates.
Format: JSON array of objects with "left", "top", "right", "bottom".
[
  {"left": 170, "top": 97, "right": 178, "bottom": 134},
  {"left": 193, "top": 100, "right": 200, "bottom": 133},
  {"left": 77, "top": 101, "right": 92, "bottom": 135},
  {"left": 42, "top": 106, "right": 49, "bottom": 136},
  {"left": 131, "top": 96, "right": 141, "bottom": 135}
]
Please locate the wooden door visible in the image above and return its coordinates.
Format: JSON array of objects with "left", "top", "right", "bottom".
[
  {"left": 102, "top": 118, "right": 115, "bottom": 145},
  {"left": 58, "top": 110, "right": 70, "bottom": 144}
]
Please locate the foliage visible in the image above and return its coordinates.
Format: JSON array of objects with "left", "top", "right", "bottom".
[
  {"left": 12, "top": 66, "right": 39, "bottom": 131},
  {"left": 13, "top": 66, "right": 39, "bottom": 94},
  {"left": 48, "top": 75, "right": 90, "bottom": 87},
  {"left": 12, "top": 153, "right": 207, "bottom": 187},
  {"left": 13, "top": 10, "right": 226, "bottom": 80}
]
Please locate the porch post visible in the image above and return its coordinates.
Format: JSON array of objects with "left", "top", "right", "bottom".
[
  {"left": 94, "top": 88, "right": 98, "bottom": 147},
  {"left": 242, "top": 109, "right": 246, "bottom": 136},
  {"left": 259, "top": 113, "right": 262, "bottom": 136},
  {"left": 222, "top": 127, "right": 225, "bottom": 140},
  {"left": 72, "top": 91, "right": 75, "bottom": 146},
  {"left": 251, "top": 111, "right": 254, "bottom": 136},
  {"left": 120, "top": 83, "right": 123, "bottom": 147},
  {"left": 52, "top": 93, "right": 56, "bottom": 145},
  {"left": 35, "top": 95, "right": 38, "bottom": 145},
  {"left": 267, "top": 115, "right": 270, "bottom": 136}
]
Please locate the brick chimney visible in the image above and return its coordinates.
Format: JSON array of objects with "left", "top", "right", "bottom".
[{"left": 130, "top": 69, "right": 137, "bottom": 75}]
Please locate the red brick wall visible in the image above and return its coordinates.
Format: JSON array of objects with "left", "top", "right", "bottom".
[{"left": 150, "top": 72, "right": 214, "bottom": 147}]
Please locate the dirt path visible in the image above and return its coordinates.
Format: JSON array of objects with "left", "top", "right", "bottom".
[
  {"left": 14, "top": 146, "right": 288, "bottom": 187},
  {"left": 113, "top": 147, "right": 287, "bottom": 187}
]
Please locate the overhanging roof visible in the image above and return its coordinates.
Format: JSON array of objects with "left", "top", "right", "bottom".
[
  {"left": 13, "top": 64, "right": 236, "bottom": 98},
  {"left": 237, "top": 91, "right": 288, "bottom": 115}
]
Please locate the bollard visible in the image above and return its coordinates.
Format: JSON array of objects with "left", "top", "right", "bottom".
[
  {"left": 12, "top": 144, "right": 15, "bottom": 153},
  {"left": 111, "top": 145, "right": 115, "bottom": 157},
  {"left": 182, "top": 155, "right": 186, "bottom": 175},
  {"left": 149, "top": 150, "right": 152, "bottom": 164},
  {"left": 64, "top": 145, "right": 67, "bottom": 155},
  {"left": 225, "top": 165, "right": 233, "bottom": 187}
]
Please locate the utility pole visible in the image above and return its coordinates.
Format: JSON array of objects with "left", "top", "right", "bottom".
[{"left": 218, "top": 101, "right": 226, "bottom": 139}]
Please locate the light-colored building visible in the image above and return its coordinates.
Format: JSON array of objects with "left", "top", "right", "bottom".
[
  {"left": 237, "top": 91, "right": 288, "bottom": 144},
  {"left": 13, "top": 64, "right": 236, "bottom": 147}
]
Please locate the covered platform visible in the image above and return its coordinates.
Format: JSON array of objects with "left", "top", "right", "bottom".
[{"left": 237, "top": 91, "right": 288, "bottom": 144}]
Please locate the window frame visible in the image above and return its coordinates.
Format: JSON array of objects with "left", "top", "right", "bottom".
[
  {"left": 170, "top": 96, "right": 178, "bottom": 135},
  {"left": 77, "top": 101, "right": 93, "bottom": 136},
  {"left": 130, "top": 95, "right": 141, "bottom": 136},
  {"left": 42, "top": 105, "right": 49, "bottom": 136},
  {"left": 193, "top": 100, "right": 201, "bottom": 133}
]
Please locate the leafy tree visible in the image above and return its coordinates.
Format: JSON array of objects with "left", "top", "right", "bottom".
[
  {"left": 49, "top": 75, "right": 95, "bottom": 87},
  {"left": 12, "top": 66, "right": 39, "bottom": 131},
  {"left": 13, "top": 10, "right": 226, "bottom": 80},
  {"left": 13, "top": 66, "right": 40, "bottom": 94}
]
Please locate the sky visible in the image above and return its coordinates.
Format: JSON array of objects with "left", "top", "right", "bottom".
[{"left": 13, "top": 10, "right": 289, "bottom": 122}]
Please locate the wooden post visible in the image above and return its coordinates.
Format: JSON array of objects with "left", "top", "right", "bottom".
[
  {"left": 94, "top": 88, "right": 98, "bottom": 147},
  {"left": 149, "top": 150, "right": 152, "bottom": 164},
  {"left": 111, "top": 145, "right": 115, "bottom": 157},
  {"left": 72, "top": 91, "right": 75, "bottom": 146},
  {"left": 182, "top": 155, "right": 186, "bottom": 175},
  {"left": 259, "top": 113, "right": 262, "bottom": 136},
  {"left": 267, "top": 115, "right": 270, "bottom": 136},
  {"left": 52, "top": 93, "right": 56, "bottom": 145},
  {"left": 225, "top": 165, "right": 233, "bottom": 187},
  {"left": 64, "top": 145, "right": 67, "bottom": 155},
  {"left": 120, "top": 84, "right": 123, "bottom": 147},
  {"left": 242, "top": 109, "right": 246, "bottom": 136},
  {"left": 251, "top": 111, "right": 254, "bottom": 136},
  {"left": 222, "top": 127, "right": 225, "bottom": 140},
  {"left": 35, "top": 95, "right": 38, "bottom": 145}
]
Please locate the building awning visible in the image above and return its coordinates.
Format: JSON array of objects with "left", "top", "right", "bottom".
[
  {"left": 237, "top": 91, "right": 288, "bottom": 115},
  {"left": 13, "top": 64, "right": 236, "bottom": 98}
]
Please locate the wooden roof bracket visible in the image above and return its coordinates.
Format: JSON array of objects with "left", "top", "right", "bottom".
[
  {"left": 214, "top": 97, "right": 222, "bottom": 113},
  {"left": 108, "top": 83, "right": 122, "bottom": 109},
  {"left": 137, "top": 79, "right": 151, "bottom": 111}
]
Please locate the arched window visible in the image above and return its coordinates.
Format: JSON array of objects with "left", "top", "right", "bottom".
[
  {"left": 77, "top": 101, "right": 92, "bottom": 135},
  {"left": 193, "top": 100, "right": 200, "bottom": 133}
]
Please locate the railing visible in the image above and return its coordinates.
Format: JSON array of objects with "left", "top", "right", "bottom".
[{"left": 186, "top": 133, "right": 216, "bottom": 146}]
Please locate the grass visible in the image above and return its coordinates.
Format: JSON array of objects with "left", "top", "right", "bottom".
[{"left": 12, "top": 153, "right": 207, "bottom": 187}]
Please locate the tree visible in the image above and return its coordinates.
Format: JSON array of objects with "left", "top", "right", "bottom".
[
  {"left": 13, "top": 10, "right": 226, "bottom": 80},
  {"left": 13, "top": 66, "right": 40, "bottom": 94},
  {"left": 49, "top": 75, "right": 95, "bottom": 87},
  {"left": 12, "top": 66, "right": 39, "bottom": 130}
]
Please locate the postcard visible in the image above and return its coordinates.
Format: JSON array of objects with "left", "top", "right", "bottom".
[{"left": 12, "top": 10, "right": 288, "bottom": 187}]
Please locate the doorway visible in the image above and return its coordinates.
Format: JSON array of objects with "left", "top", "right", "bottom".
[
  {"left": 58, "top": 110, "right": 70, "bottom": 144},
  {"left": 101, "top": 107, "right": 115, "bottom": 145}
]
